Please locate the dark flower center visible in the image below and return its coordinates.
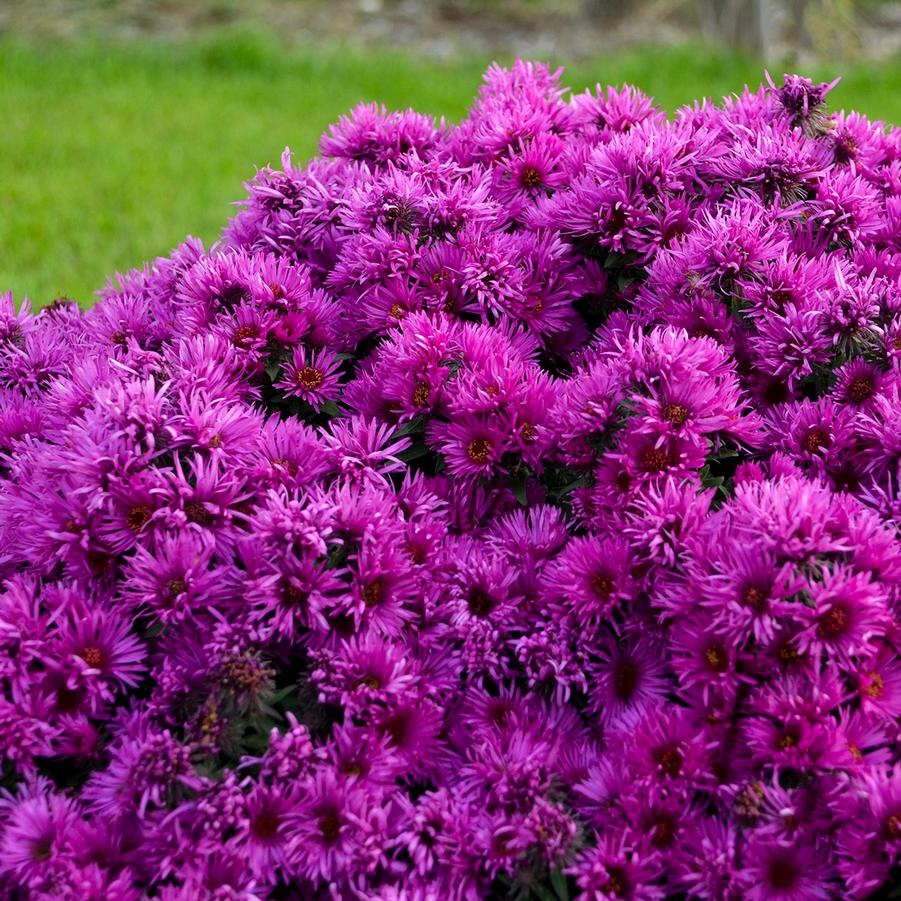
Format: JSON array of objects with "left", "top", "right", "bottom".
[
  {"left": 801, "top": 426, "right": 830, "bottom": 454},
  {"left": 185, "top": 502, "right": 213, "bottom": 526},
  {"left": 407, "top": 542, "right": 426, "bottom": 564},
  {"left": 884, "top": 813, "right": 901, "bottom": 840},
  {"left": 232, "top": 325, "right": 260, "bottom": 348},
  {"left": 296, "top": 366, "right": 324, "bottom": 390},
  {"left": 639, "top": 445, "right": 673, "bottom": 473},
  {"left": 383, "top": 708, "right": 411, "bottom": 746},
  {"left": 704, "top": 642, "right": 729, "bottom": 673},
  {"left": 648, "top": 812, "right": 676, "bottom": 848},
  {"left": 653, "top": 744, "right": 683, "bottom": 778},
  {"left": 219, "top": 284, "right": 248, "bottom": 308},
  {"left": 362, "top": 579, "right": 383, "bottom": 607},
  {"left": 834, "top": 134, "right": 858, "bottom": 163},
  {"left": 79, "top": 646, "right": 104, "bottom": 669},
  {"left": 769, "top": 287, "right": 794, "bottom": 308},
  {"left": 778, "top": 724, "right": 801, "bottom": 750},
  {"left": 767, "top": 858, "right": 797, "bottom": 890},
  {"left": 32, "top": 836, "right": 53, "bottom": 862},
  {"left": 777, "top": 640, "right": 800, "bottom": 662},
  {"left": 864, "top": 672, "right": 885, "bottom": 699},
  {"left": 520, "top": 165, "right": 543, "bottom": 189},
  {"left": 412, "top": 380, "right": 430, "bottom": 407},
  {"left": 490, "top": 701, "right": 512, "bottom": 727},
  {"left": 126, "top": 504, "right": 152, "bottom": 532},
  {"left": 165, "top": 578, "right": 187, "bottom": 599},
  {"left": 110, "top": 331, "right": 128, "bottom": 346},
  {"left": 604, "top": 865, "right": 628, "bottom": 896},
  {"left": 847, "top": 376, "right": 874, "bottom": 403},
  {"left": 319, "top": 811, "right": 342, "bottom": 844},
  {"left": 612, "top": 658, "right": 639, "bottom": 701},
  {"left": 467, "top": 586, "right": 495, "bottom": 618},
  {"left": 742, "top": 584, "right": 769, "bottom": 613},
  {"left": 661, "top": 403, "right": 690, "bottom": 426},
  {"left": 281, "top": 582, "right": 309, "bottom": 608},
  {"left": 466, "top": 438, "right": 492, "bottom": 465},
  {"left": 251, "top": 810, "right": 280, "bottom": 840},
  {"left": 818, "top": 603, "right": 850, "bottom": 639},
  {"left": 592, "top": 572, "right": 615, "bottom": 600}
]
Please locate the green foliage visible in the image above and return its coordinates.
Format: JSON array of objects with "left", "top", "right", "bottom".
[{"left": 1, "top": 31, "right": 899, "bottom": 306}]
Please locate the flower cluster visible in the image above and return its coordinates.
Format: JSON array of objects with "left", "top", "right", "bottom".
[{"left": 1, "top": 62, "right": 900, "bottom": 899}]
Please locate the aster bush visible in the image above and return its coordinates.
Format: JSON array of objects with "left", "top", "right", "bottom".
[{"left": 1, "top": 61, "right": 901, "bottom": 900}]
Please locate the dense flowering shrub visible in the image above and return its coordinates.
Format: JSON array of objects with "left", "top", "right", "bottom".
[{"left": 2, "top": 61, "right": 901, "bottom": 899}]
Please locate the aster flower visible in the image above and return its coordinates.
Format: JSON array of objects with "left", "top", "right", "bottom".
[
  {"left": 585, "top": 630, "right": 670, "bottom": 727},
  {"left": 274, "top": 345, "right": 343, "bottom": 412},
  {"left": 286, "top": 768, "right": 386, "bottom": 884},
  {"left": 236, "top": 783, "right": 300, "bottom": 881},
  {"left": 568, "top": 831, "right": 665, "bottom": 901},
  {"left": 2, "top": 60, "right": 901, "bottom": 901},
  {"left": 743, "top": 836, "right": 833, "bottom": 901},
  {"left": 52, "top": 596, "right": 146, "bottom": 702},
  {"left": 855, "top": 645, "right": 901, "bottom": 720},
  {"left": 312, "top": 632, "right": 419, "bottom": 714},
  {"left": 670, "top": 816, "right": 742, "bottom": 901},
  {"left": 541, "top": 535, "right": 636, "bottom": 630},
  {"left": 619, "top": 708, "right": 715, "bottom": 789},
  {"left": 796, "top": 564, "right": 889, "bottom": 665},
  {"left": 0, "top": 696, "right": 55, "bottom": 774},
  {"left": 321, "top": 102, "right": 440, "bottom": 164},
  {"left": 120, "top": 530, "right": 237, "bottom": 625},
  {"left": 0, "top": 780, "right": 80, "bottom": 885},
  {"left": 83, "top": 716, "right": 203, "bottom": 818},
  {"left": 669, "top": 614, "right": 742, "bottom": 706}
]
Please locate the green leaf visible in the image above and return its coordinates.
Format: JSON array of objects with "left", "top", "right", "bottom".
[
  {"left": 268, "top": 684, "right": 297, "bottom": 706},
  {"left": 326, "top": 543, "right": 349, "bottom": 570},
  {"left": 699, "top": 464, "right": 725, "bottom": 490},
  {"left": 394, "top": 414, "right": 427, "bottom": 438},
  {"left": 319, "top": 399, "right": 343, "bottom": 418},
  {"left": 397, "top": 441, "right": 432, "bottom": 463},
  {"left": 509, "top": 468, "right": 530, "bottom": 506},
  {"left": 550, "top": 869, "right": 570, "bottom": 901}
]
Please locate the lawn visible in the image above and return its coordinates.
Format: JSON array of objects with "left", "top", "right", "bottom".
[{"left": 2, "top": 32, "right": 900, "bottom": 307}]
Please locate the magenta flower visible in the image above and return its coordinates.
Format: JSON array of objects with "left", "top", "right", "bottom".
[
  {"left": 2, "top": 60, "right": 901, "bottom": 900},
  {"left": 274, "top": 345, "right": 343, "bottom": 411}
]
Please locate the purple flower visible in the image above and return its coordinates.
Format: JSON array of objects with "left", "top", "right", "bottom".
[
  {"left": 2, "top": 60, "right": 901, "bottom": 899},
  {"left": 83, "top": 715, "right": 202, "bottom": 818}
]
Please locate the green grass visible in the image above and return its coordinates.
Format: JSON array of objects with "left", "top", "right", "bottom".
[{"left": 2, "top": 32, "right": 900, "bottom": 307}]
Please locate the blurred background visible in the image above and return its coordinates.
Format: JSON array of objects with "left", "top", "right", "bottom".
[{"left": 2, "top": 0, "right": 900, "bottom": 307}]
